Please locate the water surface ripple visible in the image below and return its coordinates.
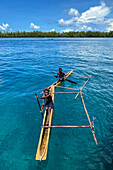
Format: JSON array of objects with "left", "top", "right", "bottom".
[{"left": 0, "top": 38, "right": 113, "bottom": 170}]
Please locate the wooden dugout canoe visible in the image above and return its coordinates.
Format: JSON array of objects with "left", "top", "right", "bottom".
[{"left": 35, "top": 70, "right": 73, "bottom": 161}]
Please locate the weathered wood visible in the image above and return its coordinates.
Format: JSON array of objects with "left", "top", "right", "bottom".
[
  {"left": 36, "top": 71, "right": 98, "bottom": 162},
  {"left": 75, "top": 91, "right": 80, "bottom": 99},
  {"left": 71, "top": 74, "right": 89, "bottom": 78},
  {"left": 80, "top": 92, "right": 98, "bottom": 145},
  {"left": 57, "top": 85, "right": 79, "bottom": 91},
  {"left": 35, "top": 70, "right": 73, "bottom": 161},
  {"left": 81, "top": 75, "right": 92, "bottom": 90},
  {"left": 42, "top": 125, "right": 91, "bottom": 128},
  {"left": 51, "top": 92, "right": 78, "bottom": 94}
]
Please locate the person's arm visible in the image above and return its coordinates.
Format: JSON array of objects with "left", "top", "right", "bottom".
[
  {"left": 36, "top": 95, "right": 46, "bottom": 99},
  {"left": 54, "top": 72, "right": 59, "bottom": 78},
  {"left": 36, "top": 94, "right": 50, "bottom": 99},
  {"left": 57, "top": 72, "right": 59, "bottom": 77}
]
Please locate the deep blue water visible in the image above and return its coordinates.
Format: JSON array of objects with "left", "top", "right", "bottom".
[{"left": 0, "top": 38, "right": 113, "bottom": 170}]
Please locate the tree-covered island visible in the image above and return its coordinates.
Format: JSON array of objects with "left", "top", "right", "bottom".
[{"left": 0, "top": 31, "right": 113, "bottom": 38}]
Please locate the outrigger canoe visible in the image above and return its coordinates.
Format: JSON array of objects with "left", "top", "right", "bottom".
[{"left": 35, "top": 70, "right": 73, "bottom": 161}]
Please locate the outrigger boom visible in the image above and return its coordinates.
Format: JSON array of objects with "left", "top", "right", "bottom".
[
  {"left": 35, "top": 70, "right": 98, "bottom": 161},
  {"left": 42, "top": 125, "right": 92, "bottom": 128}
]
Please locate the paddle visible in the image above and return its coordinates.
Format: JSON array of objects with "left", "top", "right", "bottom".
[
  {"left": 66, "top": 79, "right": 78, "bottom": 84},
  {"left": 54, "top": 75, "right": 78, "bottom": 84},
  {"left": 35, "top": 93, "right": 43, "bottom": 116}
]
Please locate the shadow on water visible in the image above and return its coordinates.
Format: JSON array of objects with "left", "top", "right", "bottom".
[
  {"left": 35, "top": 160, "right": 48, "bottom": 170},
  {"left": 104, "top": 160, "right": 113, "bottom": 170}
]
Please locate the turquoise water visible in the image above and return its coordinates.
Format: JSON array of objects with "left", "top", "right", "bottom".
[{"left": 0, "top": 38, "right": 113, "bottom": 170}]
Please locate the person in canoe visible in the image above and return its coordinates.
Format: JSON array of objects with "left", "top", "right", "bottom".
[
  {"left": 35, "top": 88, "right": 54, "bottom": 125},
  {"left": 54, "top": 68, "right": 65, "bottom": 83}
]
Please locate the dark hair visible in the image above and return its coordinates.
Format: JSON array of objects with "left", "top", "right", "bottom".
[
  {"left": 59, "top": 68, "right": 62, "bottom": 72},
  {"left": 44, "top": 88, "right": 49, "bottom": 93}
]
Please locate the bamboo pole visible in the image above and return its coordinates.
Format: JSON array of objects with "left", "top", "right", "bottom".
[
  {"left": 42, "top": 125, "right": 91, "bottom": 128},
  {"left": 75, "top": 91, "right": 80, "bottom": 99},
  {"left": 81, "top": 75, "right": 92, "bottom": 90},
  {"left": 51, "top": 92, "right": 78, "bottom": 94},
  {"left": 80, "top": 92, "right": 98, "bottom": 145},
  {"left": 71, "top": 74, "right": 89, "bottom": 78},
  {"left": 57, "top": 86, "right": 79, "bottom": 91},
  {"left": 74, "top": 75, "right": 91, "bottom": 99}
]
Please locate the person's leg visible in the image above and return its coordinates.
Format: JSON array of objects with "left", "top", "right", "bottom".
[
  {"left": 47, "top": 107, "right": 51, "bottom": 124},
  {"left": 56, "top": 78, "right": 60, "bottom": 83},
  {"left": 45, "top": 107, "right": 49, "bottom": 125},
  {"left": 45, "top": 107, "right": 48, "bottom": 112}
]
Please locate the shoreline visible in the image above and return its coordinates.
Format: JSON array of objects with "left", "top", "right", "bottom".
[
  {"left": 0, "top": 36, "right": 113, "bottom": 38},
  {"left": 0, "top": 31, "right": 113, "bottom": 38}
]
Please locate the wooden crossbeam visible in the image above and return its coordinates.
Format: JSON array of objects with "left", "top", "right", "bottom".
[
  {"left": 51, "top": 92, "right": 78, "bottom": 94},
  {"left": 71, "top": 74, "right": 89, "bottom": 78},
  {"left": 57, "top": 86, "right": 79, "bottom": 91},
  {"left": 42, "top": 125, "right": 91, "bottom": 128}
]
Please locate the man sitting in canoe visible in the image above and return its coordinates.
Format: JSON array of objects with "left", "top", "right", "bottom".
[
  {"left": 54, "top": 68, "right": 65, "bottom": 82},
  {"left": 35, "top": 88, "right": 54, "bottom": 125}
]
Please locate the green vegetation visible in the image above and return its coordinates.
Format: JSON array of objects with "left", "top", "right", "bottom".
[{"left": 0, "top": 31, "right": 113, "bottom": 37}]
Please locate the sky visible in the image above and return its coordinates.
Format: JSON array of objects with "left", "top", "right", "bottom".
[{"left": 0, "top": 0, "right": 113, "bottom": 32}]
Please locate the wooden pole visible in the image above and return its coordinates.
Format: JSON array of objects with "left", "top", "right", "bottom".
[
  {"left": 51, "top": 92, "right": 78, "bottom": 94},
  {"left": 57, "top": 86, "right": 79, "bottom": 91},
  {"left": 75, "top": 91, "right": 80, "bottom": 99},
  {"left": 42, "top": 125, "right": 91, "bottom": 128},
  {"left": 81, "top": 75, "right": 92, "bottom": 90},
  {"left": 74, "top": 75, "right": 91, "bottom": 100},
  {"left": 71, "top": 74, "right": 89, "bottom": 78},
  {"left": 80, "top": 92, "right": 98, "bottom": 145}
]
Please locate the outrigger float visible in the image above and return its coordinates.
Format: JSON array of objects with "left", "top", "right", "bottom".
[{"left": 35, "top": 70, "right": 98, "bottom": 161}]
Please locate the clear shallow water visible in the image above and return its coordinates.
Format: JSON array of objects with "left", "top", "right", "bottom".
[{"left": 0, "top": 38, "right": 113, "bottom": 170}]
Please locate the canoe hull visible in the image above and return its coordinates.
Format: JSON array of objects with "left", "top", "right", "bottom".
[{"left": 35, "top": 70, "right": 73, "bottom": 160}]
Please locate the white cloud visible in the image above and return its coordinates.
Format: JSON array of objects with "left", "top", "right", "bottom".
[
  {"left": 61, "top": 28, "right": 74, "bottom": 33},
  {"left": 106, "top": 21, "right": 113, "bottom": 31},
  {"left": 58, "top": 18, "right": 78, "bottom": 26},
  {"left": 58, "top": 2, "right": 112, "bottom": 32},
  {"left": 59, "top": 19, "right": 64, "bottom": 25},
  {"left": 0, "top": 23, "right": 12, "bottom": 31},
  {"left": 78, "top": 2, "right": 110, "bottom": 24},
  {"left": 30, "top": 23, "right": 40, "bottom": 29},
  {"left": 68, "top": 8, "right": 79, "bottom": 17},
  {"left": 104, "top": 18, "right": 113, "bottom": 31},
  {"left": 81, "top": 25, "right": 92, "bottom": 31},
  {"left": 50, "top": 29, "right": 55, "bottom": 32}
]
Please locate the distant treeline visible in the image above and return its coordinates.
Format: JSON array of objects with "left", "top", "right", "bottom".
[{"left": 0, "top": 31, "right": 113, "bottom": 37}]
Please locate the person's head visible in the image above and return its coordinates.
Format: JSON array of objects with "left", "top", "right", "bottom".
[
  {"left": 59, "top": 68, "right": 62, "bottom": 72},
  {"left": 44, "top": 88, "right": 49, "bottom": 95}
]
